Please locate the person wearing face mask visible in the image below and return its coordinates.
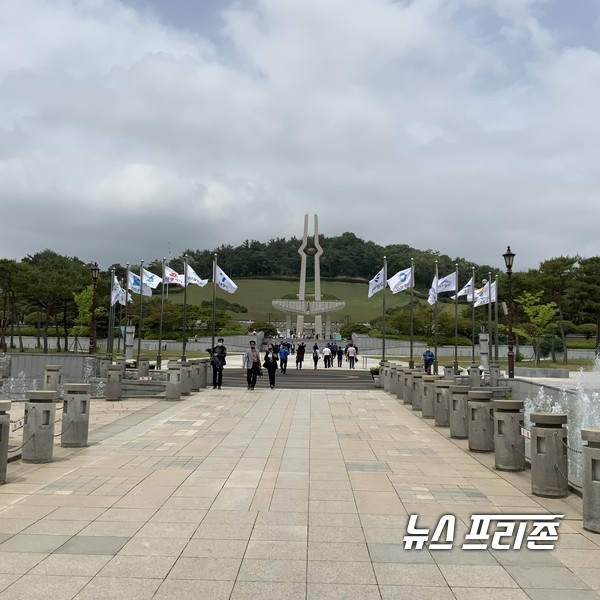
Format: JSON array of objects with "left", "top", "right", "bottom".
[
  {"left": 263, "top": 343, "right": 279, "bottom": 389},
  {"left": 211, "top": 338, "right": 227, "bottom": 389}
]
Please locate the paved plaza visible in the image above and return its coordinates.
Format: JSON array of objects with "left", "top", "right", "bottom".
[{"left": 2, "top": 385, "right": 600, "bottom": 599}]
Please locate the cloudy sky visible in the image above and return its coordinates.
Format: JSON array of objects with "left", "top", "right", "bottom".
[{"left": 2, "top": 0, "right": 599, "bottom": 272}]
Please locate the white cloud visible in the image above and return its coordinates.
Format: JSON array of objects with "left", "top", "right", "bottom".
[{"left": 0, "top": 0, "right": 599, "bottom": 270}]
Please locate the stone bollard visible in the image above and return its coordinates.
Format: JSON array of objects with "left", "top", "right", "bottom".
[
  {"left": 395, "top": 368, "right": 404, "bottom": 401},
  {"left": 492, "top": 400, "right": 525, "bottom": 471},
  {"left": 44, "top": 365, "right": 62, "bottom": 399},
  {"left": 421, "top": 375, "right": 443, "bottom": 418},
  {"left": 0, "top": 401, "right": 9, "bottom": 484},
  {"left": 412, "top": 373, "right": 425, "bottom": 411},
  {"left": 434, "top": 380, "right": 453, "bottom": 427},
  {"left": 582, "top": 429, "right": 600, "bottom": 532},
  {"left": 469, "top": 365, "right": 482, "bottom": 388},
  {"left": 106, "top": 365, "right": 123, "bottom": 401},
  {"left": 531, "top": 412, "right": 568, "bottom": 498},
  {"left": 489, "top": 364, "right": 500, "bottom": 387},
  {"left": 137, "top": 356, "right": 150, "bottom": 378},
  {"left": 98, "top": 356, "right": 111, "bottom": 378},
  {"left": 61, "top": 383, "right": 91, "bottom": 448},
  {"left": 180, "top": 362, "right": 192, "bottom": 396},
  {"left": 443, "top": 365, "right": 455, "bottom": 380},
  {"left": 449, "top": 385, "right": 471, "bottom": 439},
  {"left": 22, "top": 390, "right": 57, "bottom": 464},
  {"left": 189, "top": 360, "right": 201, "bottom": 391},
  {"left": 389, "top": 365, "right": 397, "bottom": 396},
  {"left": 115, "top": 357, "right": 127, "bottom": 374},
  {"left": 199, "top": 359, "right": 210, "bottom": 389},
  {"left": 403, "top": 369, "right": 421, "bottom": 405},
  {"left": 166, "top": 365, "right": 182, "bottom": 401},
  {"left": 467, "top": 390, "right": 494, "bottom": 452}
]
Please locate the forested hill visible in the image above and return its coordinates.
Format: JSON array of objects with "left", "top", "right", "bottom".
[{"left": 145, "top": 232, "right": 495, "bottom": 291}]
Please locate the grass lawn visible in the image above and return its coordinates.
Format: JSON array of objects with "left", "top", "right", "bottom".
[{"left": 168, "top": 278, "right": 419, "bottom": 323}]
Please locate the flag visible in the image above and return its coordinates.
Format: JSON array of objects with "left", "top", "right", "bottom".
[
  {"left": 368, "top": 268, "right": 385, "bottom": 298},
  {"left": 474, "top": 281, "right": 490, "bottom": 307},
  {"left": 428, "top": 271, "right": 456, "bottom": 305},
  {"left": 428, "top": 275, "right": 438, "bottom": 305},
  {"left": 186, "top": 264, "right": 208, "bottom": 287},
  {"left": 111, "top": 276, "right": 129, "bottom": 306},
  {"left": 451, "top": 276, "right": 474, "bottom": 300},
  {"left": 437, "top": 272, "right": 457, "bottom": 293},
  {"left": 474, "top": 281, "right": 498, "bottom": 307},
  {"left": 163, "top": 265, "right": 184, "bottom": 286},
  {"left": 387, "top": 267, "right": 412, "bottom": 294},
  {"left": 141, "top": 267, "right": 162, "bottom": 289},
  {"left": 215, "top": 265, "right": 238, "bottom": 294},
  {"left": 127, "top": 271, "right": 152, "bottom": 296}
]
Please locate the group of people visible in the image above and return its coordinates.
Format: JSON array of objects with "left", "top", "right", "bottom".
[
  {"left": 299, "top": 341, "right": 358, "bottom": 370},
  {"left": 210, "top": 338, "right": 362, "bottom": 391}
]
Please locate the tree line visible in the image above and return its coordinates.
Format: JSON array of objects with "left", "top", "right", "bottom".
[{"left": 1, "top": 245, "right": 599, "bottom": 361}]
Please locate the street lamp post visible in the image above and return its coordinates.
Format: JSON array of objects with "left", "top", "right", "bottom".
[
  {"left": 89, "top": 262, "right": 100, "bottom": 355},
  {"left": 503, "top": 246, "right": 515, "bottom": 378}
]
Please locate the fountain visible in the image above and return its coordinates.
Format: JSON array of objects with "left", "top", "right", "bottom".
[
  {"left": 523, "top": 359, "right": 600, "bottom": 488},
  {"left": 0, "top": 371, "right": 39, "bottom": 401}
]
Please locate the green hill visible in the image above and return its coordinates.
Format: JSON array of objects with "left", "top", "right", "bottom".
[{"left": 164, "top": 278, "right": 421, "bottom": 324}]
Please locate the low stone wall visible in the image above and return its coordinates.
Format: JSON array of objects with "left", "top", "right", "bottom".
[{"left": 514, "top": 367, "right": 570, "bottom": 378}]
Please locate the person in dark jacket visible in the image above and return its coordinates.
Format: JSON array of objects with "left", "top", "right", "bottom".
[
  {"left": 263, "top": 343, "right": 279, "bottom": 388},
  {"left": 211, "top": 338, "right": 227, "bottom": 389}
]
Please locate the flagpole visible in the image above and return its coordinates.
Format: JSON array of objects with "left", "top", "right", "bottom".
[
  {"left": 382, "top": 256, "right": 387, "bottom": 362},
  {"left": 211, "top": 253, "right": 217, "bottom": 352},
  {"left": 487, "top": 271, "right": 493, "bottom": 363},
  {"left": 157, "top": 258, "right": 166, "bottom": 370},
  {"left": 108, "top": 268, "right": 115, "bottom": 361},
  {"left": 137, "top": 260, "right": 144, "bottom": 360},
  {"left": 124, "top": 263, "right": 129, "bottom": 360},
  {"left": 454, "top": 263, "right": 459, "bottom": 374},
  {"left": 182, "top": 255, "right": 188, "bottom": 361},
  {"left": 471, "top": 266, "right": 476, "bottom": 364},
  {"left": 433, "top": 261, "right": 439, "bottom": 375},
  {"left": 409, "top": 258, "right": 414, "bottom": 368},
  {"left": 494, "top": 273, "right": 499, "bottom": 361}
]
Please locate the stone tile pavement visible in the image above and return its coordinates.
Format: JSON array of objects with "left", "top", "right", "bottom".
[{"left": 1, "top": 387, "right": 600, "bottom": 599}]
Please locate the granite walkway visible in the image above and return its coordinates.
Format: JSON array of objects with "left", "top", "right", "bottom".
[{"left": 1, "top": 387, "right": 599, "bottom": 599}]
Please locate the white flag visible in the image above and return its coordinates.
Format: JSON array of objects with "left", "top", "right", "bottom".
[
  {"left": 215, "top": 265, "right": 238, "bottom": 294},
  {"left": 387, "top": 267, "right": 412, "bottom": 294},
  {"left": 141, "top": 267, "right": 162, "bottom": 289},
  {"left": 490, "top": 280, "right": 497, "bottom": 303},
  {"left": 437, "top": 271, "right": 457, "bottom": 293},
  {"left": 368, "top": 268, "right": 385, "bottom": 298},
  {"left": 186, "top": 264, "right": 208, "bottom": 287},
  {"left": 452, "top": 276, "right": 474, "bottom": 300},
  {"left": 127, "top": 271, "right": 152, "bottom": 296},
  {"left": 428, "top": 275, "right": 438, "bottom": 305},
  {"left": 163, "top": 265, "right": 184, "bottom": 286},
  {"left": 474, "top": 281, "right": 490, "bottom": 307},
  {"left": 111, "top": 275, "right": 128, "bottom": 306}
]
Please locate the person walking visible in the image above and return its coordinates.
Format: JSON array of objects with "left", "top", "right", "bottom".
[
  {"left": 296, "top": 343, "right": 306, "bottom": 369},
  {"left": 346, "top": 343, "right": 358, "bottom": 369},
  {"left": 243, "top": 340, "right": 261, "bottom": 390},
  {"left": 336, "top": 346, "right": 344, "bottom": 367},
  {"left": 211, "top": 338, "right": 227, "bottom": 389},
  {"left": 322, "top": 344, "right": 332, "bottom": 368},
  {"left": 278, "top": 344, "right": 289, "bottom": 374},
  {"left": 312, "top": 345, "right": 320, "bottom": 370},
  {"left": 423, "top": 347, "right": 435, "bottom": 374},
  {"left": 263, "top": 343, "right": 279, "bottom": 389}
]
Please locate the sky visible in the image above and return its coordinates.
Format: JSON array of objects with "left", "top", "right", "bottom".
[{"left": 2, "top": 0, "right": 600, "bottom": 273}]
